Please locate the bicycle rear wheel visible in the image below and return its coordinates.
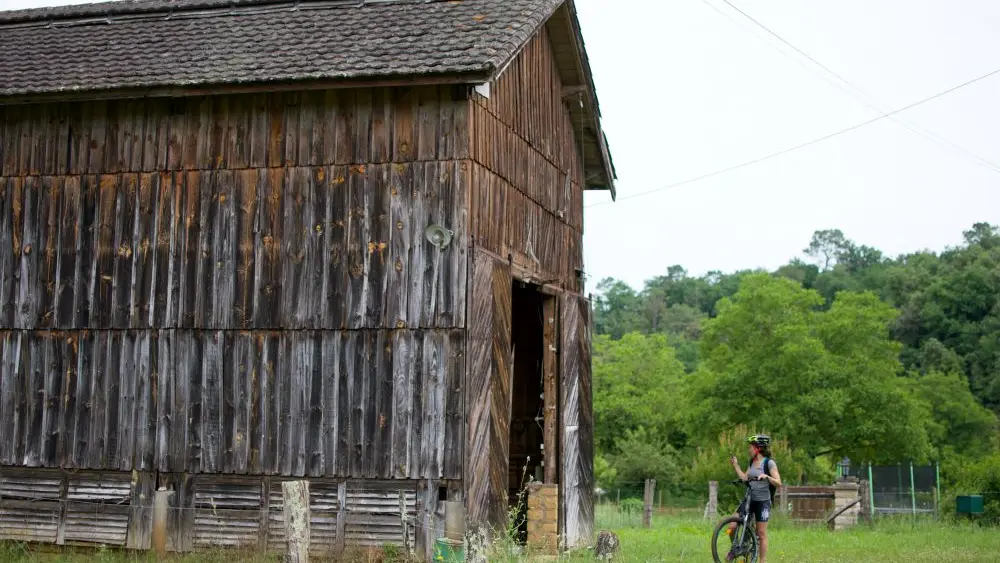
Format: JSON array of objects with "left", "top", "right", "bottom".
[{"left": 711, "top": 516, "right": 758, "bottom": 563}]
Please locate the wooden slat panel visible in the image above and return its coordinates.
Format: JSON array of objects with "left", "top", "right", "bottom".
[
  {"left": 0, "top": 179, "right": 16, "bottom": 327},
  {"left": 561, "top": 293, "right": 594, "bottom": 548},
  {"left": 465, "top": 251, "right": 511, "bottom": 529},
  {"left": 385, "top": 163, "right": 412, "bottom": 329}
]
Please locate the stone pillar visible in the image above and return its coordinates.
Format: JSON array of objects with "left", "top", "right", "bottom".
[
  {"left": 832, "top": 482, "right": 861, "bottom": 530},
  {"left": 526, "top": 483, "right": 560, "bottom": 555}
]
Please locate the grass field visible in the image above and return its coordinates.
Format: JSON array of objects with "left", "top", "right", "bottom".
[
  {"left": 1, "top": 507, "right": 995, "bottom": 562},
  {"left": 573, "top": 506, "right": 997, "bottom": 562}
]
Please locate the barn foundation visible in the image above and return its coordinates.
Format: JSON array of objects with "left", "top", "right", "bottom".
[{"left": 526, "top": 483, "right": 560, "bottom": 555}]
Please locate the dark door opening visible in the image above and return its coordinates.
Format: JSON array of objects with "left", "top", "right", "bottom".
[{"left": 508, "top": 282, "right": 546, "bottom": 542}]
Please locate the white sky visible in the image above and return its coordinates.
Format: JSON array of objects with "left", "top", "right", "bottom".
[{"left": 4, "top": 0, "right": 1000, "bottom": 291}]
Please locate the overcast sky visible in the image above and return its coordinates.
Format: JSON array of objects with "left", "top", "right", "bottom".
[{"left": 4, "top": 0, "right": 999, "bottom": 291}]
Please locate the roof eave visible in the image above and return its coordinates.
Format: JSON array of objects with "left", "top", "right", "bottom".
[{"left": 0, "top": 69, "right": 494, "bottom": 105}]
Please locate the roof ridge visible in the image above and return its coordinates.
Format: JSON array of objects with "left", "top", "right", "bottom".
[{"left": 0, "top": 0, "right": 438, "bottom": 26}]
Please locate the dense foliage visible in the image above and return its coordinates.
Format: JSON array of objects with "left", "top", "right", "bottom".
[{"left": 592, "top": 224, "right": 1000, "bottom": 497}]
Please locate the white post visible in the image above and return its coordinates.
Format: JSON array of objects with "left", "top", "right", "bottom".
[{"left": 282, "top": 480, "right": 311, "bottom": 563}]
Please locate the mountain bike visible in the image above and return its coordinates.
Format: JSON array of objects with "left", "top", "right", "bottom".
[{"left": 710, "top": 480, "right": 759, "bottom": 563}]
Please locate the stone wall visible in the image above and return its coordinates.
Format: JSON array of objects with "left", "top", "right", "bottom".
[{"left": 832, "top": 482, "right": 861, "bottom": 530}]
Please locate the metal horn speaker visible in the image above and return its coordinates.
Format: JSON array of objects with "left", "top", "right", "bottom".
[{"left": 424, "top": 224, "right": 454, "bottom": 249}]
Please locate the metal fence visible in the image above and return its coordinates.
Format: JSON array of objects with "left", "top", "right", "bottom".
[{"left": 844, "top": 463, "right": 940, "bottom": 515}]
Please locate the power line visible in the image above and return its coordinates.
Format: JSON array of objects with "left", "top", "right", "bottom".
[
  {"left": 587, "top": 66, "right": 1000, "bottom": 208},
  {"left": 709, "top": 0, "right": 1000, "bottom": 173}
]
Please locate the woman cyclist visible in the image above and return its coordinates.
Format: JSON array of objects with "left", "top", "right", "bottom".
[{"left": 727, "top": 434, "right": 782, "bottom": 563}]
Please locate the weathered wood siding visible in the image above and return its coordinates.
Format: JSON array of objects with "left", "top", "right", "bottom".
[
  {"left": 0, "top": 87, "right": 469, "bottom": 331},
  {"left": 0, "top": 329, "right": 463, "bottom": 480},
  {"left": 0, "top": 86, "right": 469, "bottom": 482},
  {"left": 469, "top": 28, "right": 585, "bottom": 292},
  {"left": 560, "top": 293, "right": 593, "bottom": 549},
  {"left": 464, "top": 251, "right": 512, "bottom": 528}
]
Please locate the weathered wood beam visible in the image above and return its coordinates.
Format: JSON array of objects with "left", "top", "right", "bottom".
[{"left": 543, "top": 296, "right": 559, "bottom": 484}]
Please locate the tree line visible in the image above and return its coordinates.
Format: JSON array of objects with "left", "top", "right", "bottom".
[{"left": 591, "top": 223, "right": 1000, "bottom": 512}]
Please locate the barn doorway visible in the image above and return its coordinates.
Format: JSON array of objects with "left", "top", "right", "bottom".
[{"left": 508, "top": 281, "right": 556, "bottom": 543}]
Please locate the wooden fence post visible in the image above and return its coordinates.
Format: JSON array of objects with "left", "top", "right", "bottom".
[
  {"left": 282, "top": 480, "right": 311, "bottom": 563},
  {"left": 778, "top": 484, "right": 788, "bottom": 515},
  {"left": 859, "top": 480, "right": 873, "bottom": 524},
  {"left": 642, "top": 479, "right": 655, "bottom": 528},
  {"left": 704, "top": 481, "right": 718, "bottom": 520},
  {"left": 151, "top": 488, "right": 171, "bottom": 557}
]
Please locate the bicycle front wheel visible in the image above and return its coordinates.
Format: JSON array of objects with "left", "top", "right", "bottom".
[{"left": 711, "top": 516, "right": 758, "bottom": 563}]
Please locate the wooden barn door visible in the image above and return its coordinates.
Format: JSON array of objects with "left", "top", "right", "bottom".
[
  {"left": 560, "top": 294, "right": 594, "bottom": 549},
  {"left": 465, "top": 250, "right": 513, "bottom": 530}
]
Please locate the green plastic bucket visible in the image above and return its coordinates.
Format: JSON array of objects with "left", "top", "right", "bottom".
[{"left": 433, "top": 538, "right": 464, "bottom": 562}]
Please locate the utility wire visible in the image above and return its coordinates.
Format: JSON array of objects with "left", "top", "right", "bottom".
[
  {"left": 587, "top": 66, "right": 1000, "bottom": 207},
  {"left": 708, "top": 0, "right": 1000, "bottom": 173}
]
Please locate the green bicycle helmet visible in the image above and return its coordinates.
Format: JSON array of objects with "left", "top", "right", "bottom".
[{"left": 747, "top": 434, "right": 770, "bottom": 447}]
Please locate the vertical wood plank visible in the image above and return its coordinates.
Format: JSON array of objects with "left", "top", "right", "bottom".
[
  {"left": 443, "top": 330, "right": 465, "bottom": 480},
  {"left": 390, "top": 330, "right": 412, "bottom": 479},
  {"left": 335, "top": 332, "right": 353, "bottom": 477},
  {"left": 233, "top": 170, "right": 259, "bottom": 329},
  {"left": 222, "top": 331, "right": 238, "bottom": 474},
  {"left": 16, "top": 177, "right": 39, "bottom": 329},
  {"left": 417, "top": 87, "right": 440, "bottom": 161},
  {"left": 111, "top": 174, "right": 138, "bottom": 328},
  {"left": 0, "top": 180, "right": 16, "bottom": 327},
  {"left": 153, "top": 172, "right": 177, "bottom": 328},
  {"left": 52, "top": 175, "right": 78, "bottom": 328},
  {"left": 309, "top": 166, "right": 329, "bottom": 329},
  {"left": 371, "top": 89, "right": 392, "bottom": 163},
  {"left": 373, "top": 330, "right": 393, "bottom": 478},
  {"left": 323, "top": 166, "right": 349, "bottom": 329},
  {"left": 56, "top": 334, "right": 78, "bottom": 467},
  {"left": 392, "top": 88, "right": 416, "bottom": 162},
  {"left": 321, "top": 332, "right": 340, "bottom": 477},
  {"left": 254, "top": 169, "right": 282, "bottom": 328},
  {"left": 277, "top": 333, "right": 293, "bottom": 476},
  {"left": 201, "top": 331, "right": 223, "bottom": 473},
  {"left": 212, "top": 170, "right": 236, "bottom": 328},
  {"left": 132, "top": 174, "right": 158, "bottom": 328},
  {"left": 185, "top": 331, "right": 204, "bottom": 473},
  {"left": 74, "top": 176, "right": 98, "bottom": 327},
  {"left": 231, "top": 332, "right": 251, "bottom": 473},
  {"left": 280, "top": 167, "right": 311, "bottom": 328},
  {"left": 307, "top": 332, "right": 325, "bottom": 477},
  {"left": 36, "top": 177, "right": 59, "bottom": 329},
  {"left": 0, "top": 333, "right": 17, "bottom": 465},
  {"left": 249, "top": 93, "right": 270, "bottom": 169},
  {"left": 345, "top": 166, "right": 369, "bottom": 329},
  {"left": 354, "top": 89, "right": 373, "bottom": 164},
  {"left": 385, "top": 163, "right": 412, "bottom": 329},
  {"left": 193, "top": 171, "right": 215, "bottom": 327},
  {"left": 407, "top": 330, "right": 424, "bottom": 479},
  {"left": 72, "top": 331, "right": 92, "bottom": 468},
  {"left": 116, "top": 332, "right": 137, "bottom": 470},
  {"left": 406, "top": 163, "right": 427, "bottom": 327},
  {"left": 366, "top": 165, "right": 390, "bottom": 328}
]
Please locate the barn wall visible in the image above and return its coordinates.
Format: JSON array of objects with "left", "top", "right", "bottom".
[
  {"left": 0, "top": 87, "right": 469, "bottom": 331},
  {"left": 468, "top": 27, "right": 585, "bottom": 293},
  {"left": 0, "top": 87, "right": 469, "bottom": 553}
]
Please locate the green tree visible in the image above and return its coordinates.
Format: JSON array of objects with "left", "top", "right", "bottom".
[
  {"left": 908, "top": 370, "right": 998, "bottom": 459},
  {"left": 593, "top": 333, "right": 688, "bottom": 454},
  {"left": 686, "top": 274, "right": 933, "bottom": 463}
]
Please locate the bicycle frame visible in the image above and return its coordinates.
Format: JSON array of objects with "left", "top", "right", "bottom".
[{"left": 731, "top": 481, "right": 757, "bottom": 556}]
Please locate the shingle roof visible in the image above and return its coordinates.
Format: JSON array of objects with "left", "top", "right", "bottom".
[{"left": 0, "top": 0, "right": 562, "bottom": 97}]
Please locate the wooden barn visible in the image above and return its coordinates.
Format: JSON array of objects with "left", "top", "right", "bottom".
[{"left": 0, "top": 0, "right": 615, "bottom": 557}]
